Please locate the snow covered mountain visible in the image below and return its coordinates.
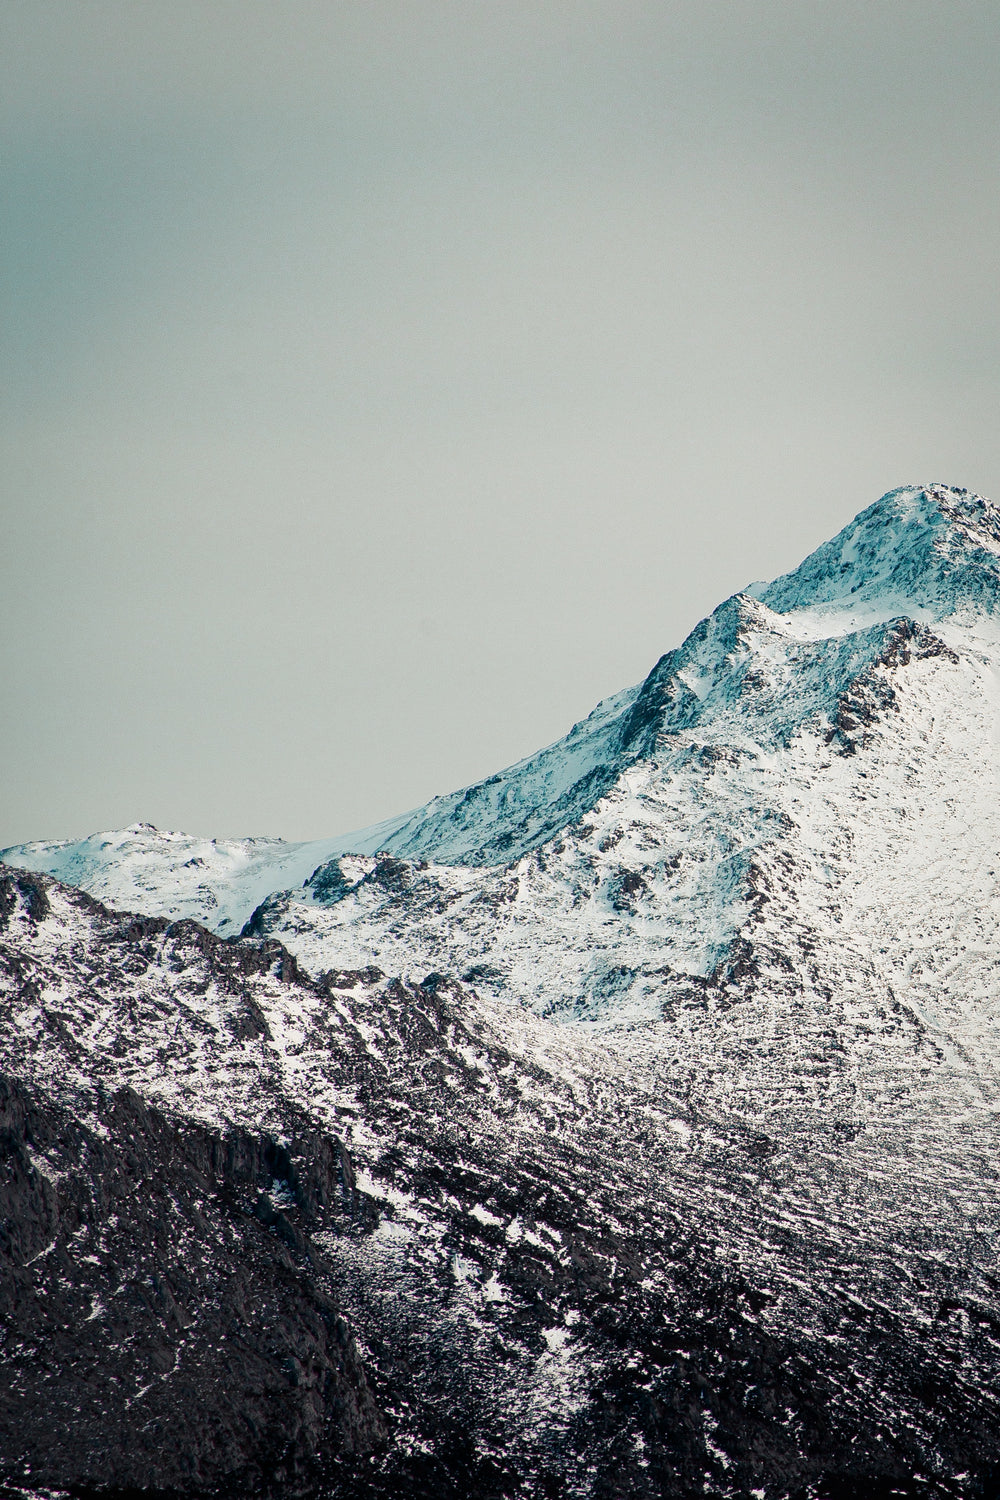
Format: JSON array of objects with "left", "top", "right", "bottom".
[
  {"left": 12, "top": 483, "right": 1000, "bottom": 1035},
  {"left": 0, "top": 679, "right": 637, "bottom": 935},
  {"left": 7, "top": 483, "right": 1000, "bottom": 1497}
]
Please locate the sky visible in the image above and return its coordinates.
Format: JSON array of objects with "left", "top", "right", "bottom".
[{"left": 3, "top": 1, "right": 1000, "bottom": 846}]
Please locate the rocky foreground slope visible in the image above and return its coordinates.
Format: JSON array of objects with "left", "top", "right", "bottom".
[{"left": 6, "top": 485, "right": 1000, "bottom": 1497}]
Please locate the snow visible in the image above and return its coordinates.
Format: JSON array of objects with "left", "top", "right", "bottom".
[
  {"left": 198, "top": 484, "right": 1000, "bottom": 1038},
  {"left": 0, "top": 682, "right": 639, "bottom": 931},
  {"left": 9, "top": 483, "right": 1000, "bottom": 1052}
]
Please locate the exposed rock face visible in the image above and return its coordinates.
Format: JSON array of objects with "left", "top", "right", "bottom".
[
  {"left": 7, "top": 487, "right": 1000, "bottom": 1496},
  {"left": 0, "top": 1071, "right": 383, "bottom": 1497}
]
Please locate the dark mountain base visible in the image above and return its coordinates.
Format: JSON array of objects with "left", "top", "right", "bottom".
[{"left": 0, "top": 1076, "right": 383, "bottom": 1498}]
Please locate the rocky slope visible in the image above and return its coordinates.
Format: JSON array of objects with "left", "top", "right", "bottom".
[
  {"left": 5, "top": 864, "right": 1000, "bottom": 1499},
  {"left": 6, "top": 484, "right": 1000, "bottom": 1496}
]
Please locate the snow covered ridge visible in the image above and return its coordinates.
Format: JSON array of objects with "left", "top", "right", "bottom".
[
  {"left": 7, "top": 481, "right": 1000, "bottom": 1028},
  {"left": 753, "top": 482, "right": 1000, "bottom": 618},
  {"left": 0, "top": 670, "right": 641, "bottom": 930},
  {"left": 0, "top": 823, "right": 357, "bottom": 938}
]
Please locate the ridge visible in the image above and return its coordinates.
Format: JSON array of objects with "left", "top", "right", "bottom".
[{"left": 5, "top": 484, "right": 1000, "bottom": 979}]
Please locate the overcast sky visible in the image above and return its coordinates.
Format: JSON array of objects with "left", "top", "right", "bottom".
[{"left": 3, "top": 1, "right": 1000, "bottom": 846}]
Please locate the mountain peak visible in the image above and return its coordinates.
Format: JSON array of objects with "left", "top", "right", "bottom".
[
  {"left": 753, "top": 483, "right": 1000, "bottom": 619},
  {"left": 7, "top": 482, "right": 1000, "bottom": 940}
]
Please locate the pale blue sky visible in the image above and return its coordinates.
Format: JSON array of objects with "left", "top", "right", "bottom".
[{"left": 4, "top": 2, "right": 1000, "bottom": 844}]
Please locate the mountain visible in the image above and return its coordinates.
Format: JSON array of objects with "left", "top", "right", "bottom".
[
  {"left": 11, "top": 483, "right": 1000, "bottom": 1031},
  {"left": 5, "top": 483, "right": 1000, "bottom": 1497},
  {"left": 0, "top": 675, "right": 635, "bottom": 937}
]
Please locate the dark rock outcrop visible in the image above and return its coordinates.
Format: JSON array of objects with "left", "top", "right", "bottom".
[{"left": 0, "top": 1073, "right": 384, "bottom": 1498}]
